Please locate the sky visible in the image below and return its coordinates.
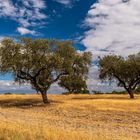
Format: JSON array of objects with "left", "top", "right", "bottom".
[{"left": 0, "top": 0, "right": 140, "bottom": 93}]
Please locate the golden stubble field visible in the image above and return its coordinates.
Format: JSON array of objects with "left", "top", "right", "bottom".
[{"left": 0, "top": 94, "right": 140, "bottom": 140}]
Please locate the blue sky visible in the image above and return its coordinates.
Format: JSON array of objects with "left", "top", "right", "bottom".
[
  {"left": 0, "top": 1, "right": 94, "bottom": 40},
  {"left": 0, "top": 0, "right": 140, "bottom": 93}
]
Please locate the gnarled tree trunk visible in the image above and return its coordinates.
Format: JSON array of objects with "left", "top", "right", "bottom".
[
  {"left": 41, "top": 91, "right": 49, "bottom": 104},
  {"left": 127, "top": 89, "right": 134, "bottom": 99}
]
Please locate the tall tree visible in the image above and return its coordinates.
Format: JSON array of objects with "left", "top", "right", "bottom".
[
  {"left": 99, "top": 53, "right": 140, "bottom": 98},
  {"left": 0, "top": 38, "right": 86, "bottom": 103}
]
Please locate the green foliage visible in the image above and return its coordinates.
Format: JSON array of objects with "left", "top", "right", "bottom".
[
  {"left": 99, "top": 53, "right": 140, "bottom": 98},
  {"left": 92, "top": 90, "right": 103, "bottom": 94},
  {"left": 59, "top": 75, "right": 86, "bottom": 93},
  {"left": 134, "top": 86, "right": 140, "bottom": 94},
  {"left": 79, "top": 89, "right": 90, "bottom": 94},
  {"left": 58, "top": 52, "right": 92, "bottom": 94},
  {"left": 4, "top": 92, "right": 13, "bottom": 95}
]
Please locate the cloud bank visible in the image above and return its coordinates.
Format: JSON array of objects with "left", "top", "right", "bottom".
[{"left": 82, "top": 0, "right": 140, "bottom": 57}]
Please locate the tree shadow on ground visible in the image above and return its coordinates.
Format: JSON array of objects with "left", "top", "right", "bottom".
[{"left": 0, "top": 98, "right": 63, "bottom": 109}]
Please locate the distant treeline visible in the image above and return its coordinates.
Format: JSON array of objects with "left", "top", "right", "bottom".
[{"left": 92, "top": 89, "right": 140, "bottom": 95}]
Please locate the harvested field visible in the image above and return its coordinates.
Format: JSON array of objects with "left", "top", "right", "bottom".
[{"left": 0, "top": 94, "right": 140, "bottom": 140}]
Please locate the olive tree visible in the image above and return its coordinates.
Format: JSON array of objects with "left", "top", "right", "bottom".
[
  {"left": 0, "top": 38, "right": 84, "bottom": 103},
  {"left": 99, "top": 53, "right": 140, "bottom": 98},
  {"left": 58, "top": 52, "right": 92, "bottom": 93}
]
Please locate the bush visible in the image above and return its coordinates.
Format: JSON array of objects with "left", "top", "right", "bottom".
[
  {"left": 4, "top": 92, "right": 13, "bottom": 95},
  {"left": 92, "top": 90, "right": 103, "bottom": 94}
]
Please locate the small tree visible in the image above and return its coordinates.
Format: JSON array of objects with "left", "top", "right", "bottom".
[
  {"left": 59, "top": 75, "right": 87, "bottom": 93},
  {"left": 58, "top": 52, "right": 92, "bottom": 94},
  {"left": 99, "top": 53, "right": 140, "bottom": 98},
  {"left": 0, "top": 38, "right": 86, "bottom": 103}
]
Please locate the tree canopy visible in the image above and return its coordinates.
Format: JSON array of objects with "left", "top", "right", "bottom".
[{"left": 99, "top": 53, "right": 140, "bottom": 98}]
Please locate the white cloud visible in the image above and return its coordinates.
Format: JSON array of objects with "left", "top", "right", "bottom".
[
  {"left": 54, "top": 0, "right": 79, "bottom": 7},
  {"left": 23, "top": 0, "right": 46, "bottom": 9},
  {"left": 17, "top": 27, "right": 36, "bottom": 35},
  {"left": 55, "top": 0, "right": 71, "bottom": 5},
  {"left": 82, "top": 0, "right": 140, "bottom": 57},
  {"left": 0, "top": 0, "right": 47, "bottom": 35},
  {"left": 0, "top": 0, "right": 17, "bottom": 17},
  {"left": 0, "top": 36, "right": 4, "bottom": 41},
  {"left": 18, "top": 18, "right": 31, "bottom": 27}
]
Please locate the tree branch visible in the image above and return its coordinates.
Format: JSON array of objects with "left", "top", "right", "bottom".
[
  {"left": 52, "top": 72, "right": 68, "bottom": 83},
  {"left": 17, "top": 70, "right": 32, "bottom": 80},
  {"left": 34, "top": 66, "right": 47, "bottom": 78},
  {"left": 114, "top": 74, "right": 128, "bottom": 90},
  {"left": 132, "top": 78, "right": 140, "bottom": 90}
]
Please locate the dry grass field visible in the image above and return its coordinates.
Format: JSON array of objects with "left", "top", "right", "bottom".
[{"left": 0, "top": 94, "right": 140, "bottom": 140}]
